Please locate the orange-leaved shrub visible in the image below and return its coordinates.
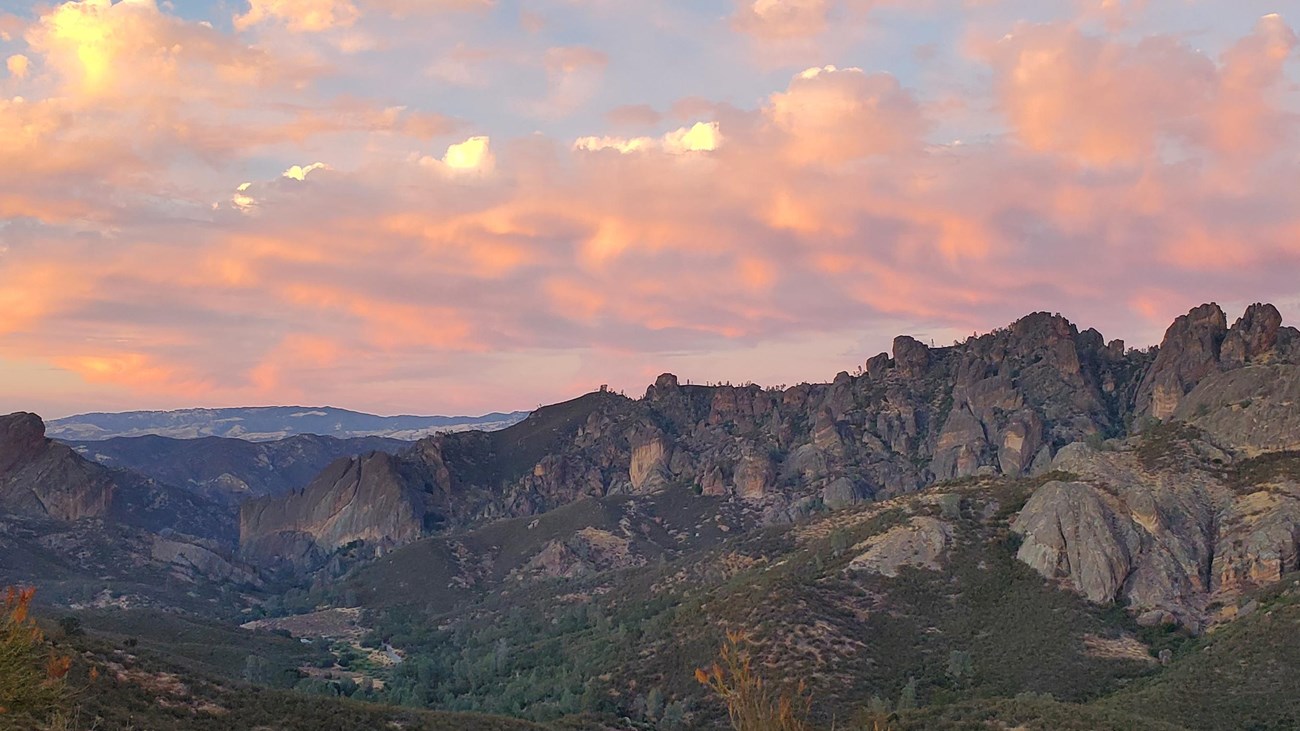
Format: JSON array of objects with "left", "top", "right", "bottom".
[
  {"left": 0, "top": 587, "right": 71, "bottom": 726},
  {"left": 695, "top": 630, "right": 813, "bottom": 731}
]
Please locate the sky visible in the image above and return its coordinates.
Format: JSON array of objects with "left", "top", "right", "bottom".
[{"left": 1, "top": 0, "right": 1299, "bottom": 418}]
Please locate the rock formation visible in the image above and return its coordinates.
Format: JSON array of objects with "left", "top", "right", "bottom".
[
  {"left": 0, "top": 412, "right": 233, "bottom": 540},
  {"left": 238, "top": 303, "right": 1300, "bottom": 580},
  {"left": 1013, "top": 435, "right": 1300, "bottom": 630}
]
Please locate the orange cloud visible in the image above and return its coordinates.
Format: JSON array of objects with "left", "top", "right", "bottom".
[
  {"left": 235, "top": 0, "right": 360, "bottom": 32},
  {"left": 765, "top": 65, "right": 925, "bottom": 164},
  {"left": 984, "top": 24, "right": 1215, "bottom": 166},
  {"left": 5, "top": 53, "right": 27, "bottom": 77},
  {"left": 984, "top": 15, "right": 1299, "bottom": 167}
]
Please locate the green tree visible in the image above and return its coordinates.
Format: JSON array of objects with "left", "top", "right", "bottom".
[
  {"left": 897, "top": 677, "right": 917, "bottom": 711},
  {"left": 645, "top": 686, "right": 664, "bottom": 721}
]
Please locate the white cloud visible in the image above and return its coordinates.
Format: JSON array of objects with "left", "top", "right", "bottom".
[
  {"left": 574, "top": 122, "right": 723, "bottom": 154},
  {"left": 282, "top": 162, "right": 329, "bottom": 180},
  {"left": 440, "top": 135, "right": 494, "bottom": 171}
]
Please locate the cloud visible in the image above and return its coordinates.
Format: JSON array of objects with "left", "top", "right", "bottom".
[
  {"left": 764, "top": 65, "right": 925, "bottom": 164},
  {"left": 606, "top": 104, "right": 661, "bottom": 128},
  {"left": 235, "top": 0, "right": 360, "bottom": 32},
  {"left": 574, "top": 121, "right": 722, "bottom": 154},
  {"left": 4, "top": 2, "right": 1300, "bottom": 417},
  {"left": 439, "top": 135, "right": 494, "bottom": 171},
  {"left": 523, "top": 46, "right": 609, "bottom": 119},
  {"left": 283, "top": 162, "right": 330, "bottom": 180},
  {"left": 731, "top": 0, "right": 832, "bottom": 39},
  {"left": 983, "top": 15, "right": 1299, "bottom": 166},
  {"left": 5, "top": 53, "right": 27, "bottom": 78}
]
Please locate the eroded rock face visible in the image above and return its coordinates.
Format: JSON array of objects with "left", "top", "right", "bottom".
[
  {"left": 892, "top": 336, "right": 930, "bottom": 377},
  {"left": 240, "top": 451, "right": 435, "bottom": 565},
  {"left": 1175, "top": 365, "right": 1300, "bottom": 455},
  {"left": 1137, "top": 304, "right": 1228, "bottom": 420},
  {"left": 1014, "top": 481, "right": 1142, "bottom": 604},
  {"left": 1220, "top": 303, "right": 1283, "bottom": 369},
  {"left": 517, "top": 527, "right": 645, "bottom": 580},
  {"left": 1015, "top": 433, "right": 1300, "bottom": 631},
  {"left": 848, "top": 516, "right": 952, "bottom": 577},
  {"left": 0, "top": 412, "right": 232, "bottom": 540},
  {"left": 628, "top": 425, "right": 671, "bottom": 493},
  {"left": 1212, "top": 488, "right": 1300, "bottom": 596},
  {"left": 151, "top": 537, "right": 262, "bottom": 587},
  {"left": 1135, "top": 302, "right": 1300, "bottom": 421}
]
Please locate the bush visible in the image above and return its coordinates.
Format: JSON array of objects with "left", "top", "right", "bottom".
[
  {"left": 0, "top": 587, "right": 71, "bottom": 725},
  {"left": 695, "top": 631, "right": 812, "bottom": 731}
]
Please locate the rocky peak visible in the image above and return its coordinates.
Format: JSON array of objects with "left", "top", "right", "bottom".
[
  {"left": 892, "top": 335, "right": 930, "bottom": 377},
  {"left": 864, "top": 352, "right": 891, "bottom": 378},
  {"left": 0, "top": 412, "right": 49, "bottom": 473},
  {"left": 0, "top": 411, "right": 232, "bottom": 539},
  {"left": 1009, "top": 311, "right": 1077, "bottom": 346},
  {"left": 1137, "top": 303, "right": 1229, "bottom": 419},
  {"left": 239, "top": 301, "right": 1300, "bottom": 574},
  {"left": 1221, "top": 302, "right": 1283, "bottom": 368},
  {"left": 651, "top": 372, "right": 679, "bottom": 391}
]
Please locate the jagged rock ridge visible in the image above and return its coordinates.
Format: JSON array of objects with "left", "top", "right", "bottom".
[{"left": 238, "top": 303, "right": 1300, "bottom": 576}]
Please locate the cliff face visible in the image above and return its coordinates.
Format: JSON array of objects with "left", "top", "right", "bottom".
[
  {"left": 68, "top": 433, "right": 411, "bottom": 504},
  {"left": 1013, "top": 432, "right": 1300, "bottom": 631},
  {"left": 240, "top": 451, "right": 442, "bottom": 566},
  {"left": 1, "top": 412, "right": 118, "bottom": 522},
  {"left": 0, "top": 412, "right": 235, "bottom": 541},
  {"left": 238, "top": 303, "right": 1300, "bottom": 573}
]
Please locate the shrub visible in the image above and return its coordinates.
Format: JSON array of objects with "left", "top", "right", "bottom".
[
  {"left": 0, "top": 587, "right": 71, "bottom": 725},
  {"left": 695, "top": 631, "right": 812, "bottom": 731}
]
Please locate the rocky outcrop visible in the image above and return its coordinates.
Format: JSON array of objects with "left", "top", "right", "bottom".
[
  {"left": 240, "top": 451, "right": 439, "bottom": 565},
  {"left": 1014, "top": 429, "right": 1300, "bottom": 631},
  {"left": 0, "top": 412, "right": 232, "bottom": 541},
  {"left": 627, "top": 425, "right": 671, "bottom": 493},
  {"left": 1211, "top": 487, "right": 1300, "bottom": 597},
  {"left": 1013, "top": 481, "right": 1143, "bottom": 605},
  {"left": 847, "top": 516, "right": 952, "bottom": 577},
  {"left": 516, "top": 527, "right": 645, "bottom": 580},
  {"left": 1136, "top": 304, "right": 1229, "bottom": 420},
  {"left": 1174, "top": 364, "right": 1300, "bottom": 455},
  {"left": 0, "top": 412, "right": 115, "bottom": 521},
  {"left": 1220, "top": 303, "right": 1284, "bottom": 368},
  {"left": 151, "top": 536, "right": 262, "bottom": 587},
  {"left": 1136, "top": 302, "right": 1300, "bottom": 420}
]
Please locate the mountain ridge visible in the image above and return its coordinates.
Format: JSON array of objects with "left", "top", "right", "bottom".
[
  {"left": 238, "top": 302, "right": 1299, "bottom": 579},
  {"left": 47, "top": 405, "right": 529, "bottom": 442}
]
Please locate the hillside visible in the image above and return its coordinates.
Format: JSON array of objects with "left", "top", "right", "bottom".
[{"left": 67, "top": 433, "right": 411, "bottom": 504}]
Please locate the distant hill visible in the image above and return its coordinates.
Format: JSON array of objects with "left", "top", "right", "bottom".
[
  {"left": 46, "top": 406, "right": 529, "bottom": 442},
  {"left": 67, "top": 433, "right": 413, "bottom": 504}
]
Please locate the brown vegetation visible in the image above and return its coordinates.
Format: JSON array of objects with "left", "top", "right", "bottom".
[{"left": 696, "top": 631, "right": 813, "bottom": 731}]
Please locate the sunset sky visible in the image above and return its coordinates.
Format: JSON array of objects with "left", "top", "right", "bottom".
[{"left": 1, "top": 0, "right": 1298, "bottom": 418}]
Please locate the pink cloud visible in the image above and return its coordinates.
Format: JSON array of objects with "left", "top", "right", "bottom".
[{"left": 2, "top": 3, "right": 1300, "bottom": 416}]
